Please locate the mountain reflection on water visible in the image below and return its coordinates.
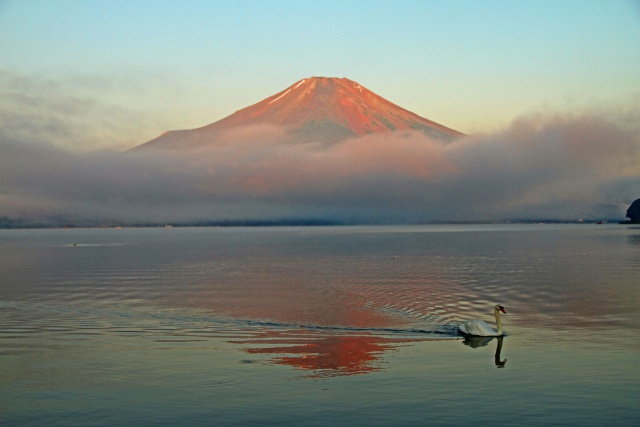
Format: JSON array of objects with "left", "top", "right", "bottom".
[{"left": 231, "top": 330, "right": 422, "bottom": 378}]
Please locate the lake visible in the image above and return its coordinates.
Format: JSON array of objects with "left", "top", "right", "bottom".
[{"left": 1, "top": 224, "right": 639, "bottom": 426}]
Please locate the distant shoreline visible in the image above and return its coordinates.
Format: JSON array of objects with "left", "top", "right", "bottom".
[{"left": 0, "top": 217, "right": 632, "bottom": 230}]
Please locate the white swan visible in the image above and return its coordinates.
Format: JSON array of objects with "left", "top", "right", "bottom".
[{"left": 458, "top": 304, "right": 506, "bottom": 337}]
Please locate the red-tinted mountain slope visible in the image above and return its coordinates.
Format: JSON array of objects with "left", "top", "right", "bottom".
[{"left": 134, "top": 77, "right": 463, "bottom": 150}]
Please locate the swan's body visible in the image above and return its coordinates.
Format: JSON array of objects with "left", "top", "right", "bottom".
[{"left": 458, "top": 305, "right": 506, "bottom": 337}]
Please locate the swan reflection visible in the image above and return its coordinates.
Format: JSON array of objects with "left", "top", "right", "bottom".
[{"left": 463, "top": 336, "right": 507, "bottom": 368}]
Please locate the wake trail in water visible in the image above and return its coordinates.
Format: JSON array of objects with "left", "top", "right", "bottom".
[
  {"left": 0, "top": 301, "right": 464, "bottom": 341},
  {"left": 218, "top": 316, "right": 462, "bottom": 338}
]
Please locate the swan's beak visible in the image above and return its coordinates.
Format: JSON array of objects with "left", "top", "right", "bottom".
[{"left": 499, "top": 307, "right": 507, "bottom": 314}]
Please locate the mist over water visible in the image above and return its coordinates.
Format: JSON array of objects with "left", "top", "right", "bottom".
[{"left": 2, "top": 111, "right": 639, "bottom": 226}]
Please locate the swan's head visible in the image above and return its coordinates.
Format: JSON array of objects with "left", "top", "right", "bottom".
[{"left": 494, "top": 304, "right": 507, "bottom": 314}]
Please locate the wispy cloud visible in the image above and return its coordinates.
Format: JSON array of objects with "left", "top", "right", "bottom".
[{"left": 0, "top": 70, "right": 178, "bottom": 152}]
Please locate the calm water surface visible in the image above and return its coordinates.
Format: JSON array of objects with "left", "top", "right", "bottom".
[{"left": 1, "top": 225, "right": 639, "bottom": 426}]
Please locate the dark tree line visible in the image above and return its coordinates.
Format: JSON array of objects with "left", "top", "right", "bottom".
[{"left": 626, "top": 199, "right": 640, "bottom": 223}]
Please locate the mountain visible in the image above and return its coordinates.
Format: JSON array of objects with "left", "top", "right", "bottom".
[{"left": 133, "top": 77, "right": 464, "bottom": 150}]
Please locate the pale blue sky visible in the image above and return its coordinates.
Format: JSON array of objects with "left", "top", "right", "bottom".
[{"left": 1, "top": 0, "right": 639, "bottom": 149}]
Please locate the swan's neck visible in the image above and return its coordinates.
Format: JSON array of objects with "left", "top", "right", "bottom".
[{"left": 494, "top": 310, "right": 503, "bottom": 335}]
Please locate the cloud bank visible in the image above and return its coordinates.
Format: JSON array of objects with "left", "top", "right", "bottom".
[{"left": 1, "top": 109, "right": 639, "bottom": 226}]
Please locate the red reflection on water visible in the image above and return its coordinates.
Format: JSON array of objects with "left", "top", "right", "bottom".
[{"left": 232, "top": 330, "right": 418, "bottom": 378}]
